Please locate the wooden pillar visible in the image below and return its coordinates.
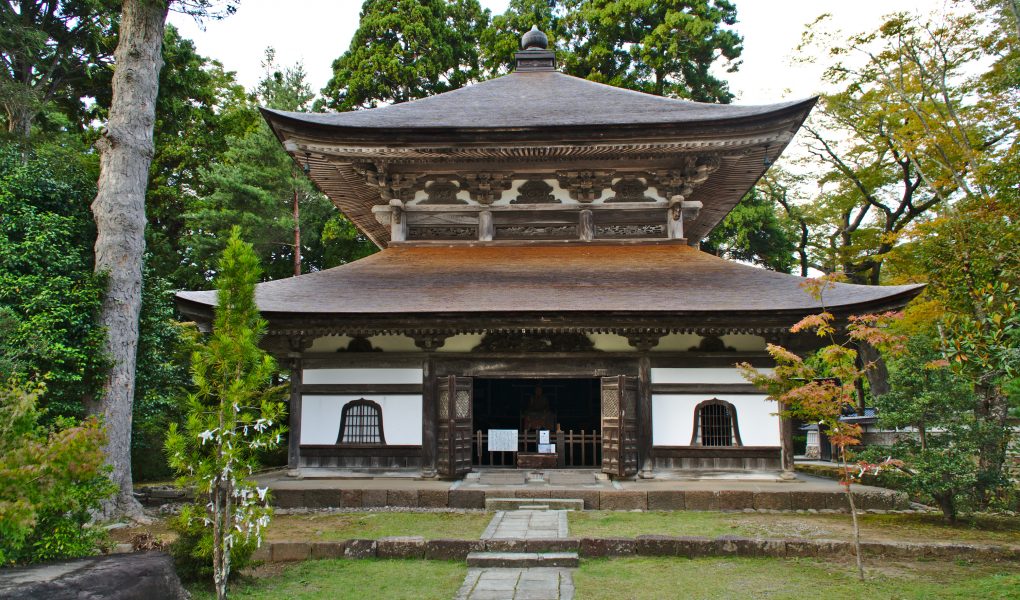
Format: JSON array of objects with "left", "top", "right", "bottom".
[
  {"left": 579, "top": 209, "right": 594, "bottom": 242},
  {"left": 287, "top": 353, "right": 303, "bottom": 473},
  {"left": 390, "top": 200, "right": 406, "bottom": 242},
  {"left": 421, "top": 358, "right": 438, "bottom": 477},
  {"left": 779, "top": 401, "right": 796, "bottom": 479},
  {"left": 478, "top": 209, "right": 494, "bottom": 241},
  {"left": 666, "top": 204, "right": 684, "bottom": 239},
  {"left": 637, "top": 355, "right": 654, "bottom": 478}
]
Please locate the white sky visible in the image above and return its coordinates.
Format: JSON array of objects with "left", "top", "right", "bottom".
[{"left": 168, "top": 0, "right": 952, "bottom": 105}]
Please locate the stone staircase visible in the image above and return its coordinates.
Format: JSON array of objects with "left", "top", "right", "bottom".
[{"left": 455, "top": 505, "right": 579, "bottom": 600}]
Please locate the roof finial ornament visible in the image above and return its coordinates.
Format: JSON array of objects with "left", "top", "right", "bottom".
[
  {"left": 515, "top": 26, "right": 555, "bottom": 71},
  {"left": 521, "top": 25, "right": 548, "bottom": 50}
]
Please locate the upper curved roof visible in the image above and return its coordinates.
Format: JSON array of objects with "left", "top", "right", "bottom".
[
  {"left": 262, "top": 71, "right": 815, "bottom": 132},
  {"left": 176, "top": 243, "right": 923, "bottom": 318}
]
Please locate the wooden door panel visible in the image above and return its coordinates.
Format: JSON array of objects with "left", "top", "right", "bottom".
[
  {"left": 438, "top": 375, "right": 473, "bottom": 478},
  {"left": 601, "top": 375, "right": 638, "bottom": 477}
]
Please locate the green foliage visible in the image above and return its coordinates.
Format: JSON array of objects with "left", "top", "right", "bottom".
[
  {"left": 0, "top": 140, "right": 106, "bottom": 417},
  {"left": 0, "top": 379, "right": 115, "bottom": 565},
  {"left": 142, "top": 25, "right": 250, "bottom": 290},
  {"left": 188, "top": 53, "right": 374, "bottom": 283},
  {"left": 169, "top": 504, "right": 258, "bottom": 583},
  {"left": 166, "top": 228, "right": 286, "bottom": 598},
  {"left": 561, "top": 0, "right": 742, "bottom": 102},
  {"left": 481, "top": 0, "right": 567, "bottom": 75},
  {"left": 793, "top": 6, "right": 1018, "bottom": 285},
  {"left": 702, "top": 184, "right": 798, "bottom": 273},
  {"left": 320, "top": 0, "right": 490, "bottom": 111},
  {"left": 132, "top": 267, "right": 196, "bottom": 482},
  {"left": 0, "top": 0, "right": 118, "bottom": 137}
]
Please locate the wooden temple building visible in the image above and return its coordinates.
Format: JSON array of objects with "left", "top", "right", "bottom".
[{"left": 176, "top": 29, "right": 923, "bottom": 479}]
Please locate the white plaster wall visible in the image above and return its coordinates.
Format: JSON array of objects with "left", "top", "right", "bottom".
[
  {"left": 491, "top": 179, "right": 578, "bottom": 205},
  {"left": 438, "top": 333, "right": 484, "bottom": 352},
  {"left": 308, "top": 335, "right": 353, "bottom": 352},
  {"left": 588, "top": 333, "right": 634, "bottom": 352},
  {"left": 652, "top": 334, "right": 702, "bottom": 352},
  {"left": 367, "top": 335, "right": 419, "bottom": 352},
  {"left": 652, "top": 394, "right": 779, "bottom": 447},
  {"left": 651, "top": 367, "right": 771, "bottom": 384},
  {"left": 306, "top": 335, "right": 420, "bottom": 353},
  {"left": 303, "top": 368, "right": 424, "bottom": 385},
  {"left": 720, "top": 334, "right": 767, "bottom": 351},
  {"left": 301, "top": 395, "right": 423, "bottom": 445}
]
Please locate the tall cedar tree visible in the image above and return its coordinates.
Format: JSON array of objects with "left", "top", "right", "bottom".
[
  {"left": 91, "top": 0, "right": 240, "bottom": 518},
  {"left": 562, "top": 0, "right": 742, "bottom": 102},
  {"left": 320, "top": 0, "right": 489, "bottom": 110}
]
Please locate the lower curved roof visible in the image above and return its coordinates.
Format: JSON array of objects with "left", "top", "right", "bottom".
[{"left": 176, "top": 243, "right": 922, "bottom": 318}]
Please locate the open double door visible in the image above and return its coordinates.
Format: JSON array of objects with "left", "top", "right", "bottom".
[{"left": 436, "top": 375, "right": 640, "bottom": 478}]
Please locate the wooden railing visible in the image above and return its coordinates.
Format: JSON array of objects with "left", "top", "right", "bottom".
[{"left": 472, "top": 429, "right": 602, "bottom": 468}]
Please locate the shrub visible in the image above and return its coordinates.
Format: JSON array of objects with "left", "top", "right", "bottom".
[{"left": 0, "top": 381, "right": 115, "bottom": 565}]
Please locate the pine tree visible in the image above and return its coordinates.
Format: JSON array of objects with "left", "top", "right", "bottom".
[{"left": 166, "top": 227, "right": 286, "bottom": 600}]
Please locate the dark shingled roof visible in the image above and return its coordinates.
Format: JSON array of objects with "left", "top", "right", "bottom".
[
  {"left": 261, "top": 71, "right": 814, "bottom": 131},
  {"left": 176, "top": 243, "right": 922, "bottom": 317}
]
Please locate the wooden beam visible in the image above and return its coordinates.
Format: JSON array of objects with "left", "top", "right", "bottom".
[
  {"left": 300, "top": 384, "right": 423, "bottom": 395},
  {"left": 650, "top": 383, "right": 764, "bottom": 395}
]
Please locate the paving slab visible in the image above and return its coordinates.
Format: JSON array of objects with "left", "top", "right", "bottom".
[{"left": 455, "top": 568, "right": 574, "bottom": 600}]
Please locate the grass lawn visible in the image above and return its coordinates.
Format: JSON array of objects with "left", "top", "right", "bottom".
[
  {"left": 265, "top": 511, "right": 492, "bottom": 541},
  {"left": 568, "top": 511, "right": 1020, "bottom": 546},
  {"left": 574, "top": 556, "right": 1020, "bottom": 599},
  {"left": 187, "top": 559, "right": 466, "bottom": 600}
]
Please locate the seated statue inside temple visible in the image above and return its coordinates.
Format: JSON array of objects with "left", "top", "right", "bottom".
[{"left": 521, "top": 385, "right": 556, "bottom": 432}]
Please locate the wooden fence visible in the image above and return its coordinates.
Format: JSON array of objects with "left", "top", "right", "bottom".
[{"left": 472, "top": 429, "right": 602, "bottom": 468}]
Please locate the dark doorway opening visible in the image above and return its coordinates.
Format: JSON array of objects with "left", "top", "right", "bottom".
[{"left": 471, "top": 378, "right": 602, "bottom": 468}]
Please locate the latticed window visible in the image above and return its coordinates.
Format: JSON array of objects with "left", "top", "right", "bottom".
[
  {"left": 337, "top": 399, "right": 385, "bottom": 445},
  {"left": 691, "top": 400, "right": 741, "bottom": 447}
]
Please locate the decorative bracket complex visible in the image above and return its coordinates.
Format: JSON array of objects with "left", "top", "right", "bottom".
[
  {"left": 461, "top": 172, "right": 513, "bottom": 205},
  {"left": 412, "top": 333, "right": 448, "bottom": 352},
  {"left": 625, "top": 332, "right": 664, "bottom": 352},
  {"left": 556, "top": 170, "right": 614, "bottom": 203},
  {"left": 353, "top": 162, "right": 420, "bottom": 202}
]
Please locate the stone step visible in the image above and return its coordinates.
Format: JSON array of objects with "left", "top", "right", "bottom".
[
  {"left": 466, "top": 552, "right": 579, "bottom": 568},
  {"left": 485, "top": 497, "right": 584, "bottom": 511}
]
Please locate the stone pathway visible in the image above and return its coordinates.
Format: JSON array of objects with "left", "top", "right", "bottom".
[
  {"left": 481, "top": 510, "right": 568, "bottom": 540},
  {"left": 456, "top": 510, "right": 575, "bottom": 600},
  {"left": 456, "top": 567, "right": 574, "bottom": 600}
]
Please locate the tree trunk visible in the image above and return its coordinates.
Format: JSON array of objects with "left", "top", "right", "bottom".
[
  {"left": 6, "top": 105, "right": 34, "bottom": 140},
  {"left": 90, "top": 0, "right": 169, "bottom": 519},
  {"left": 858, "top": 341, "right": 890, "bottom": 407}
]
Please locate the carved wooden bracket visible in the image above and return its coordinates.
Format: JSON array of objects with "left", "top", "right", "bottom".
[
  {"left": 412, "top": 333, "right": 448, "bottom": 351},
  {"left": 556, "top": 170, "right": 614, "bottom": 203},
  {"left": 419, "top": 178, "right": 466, "bottom": 205},
  {"left": 353, "top": 162, "right": 420, "bottom": 202},
  {"left": 608, "top": 175, "right": 654, "bottom": 202},
  {"left": 461, "top": 172, "right": 513, "bottom": 205},
  {"left": 626, "top": 332, "right": 663, "bottom": 352},
  {"left": 650, "top": 156, "right": 721, "bottom": 200},
  {"left": 512, "top": 179, "right": 557, "bottom": 204}
]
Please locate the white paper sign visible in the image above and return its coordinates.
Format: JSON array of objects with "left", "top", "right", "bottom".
[
  {"left": 538, "top": 443, "right": 556, "bottom": 454},
  {"left": 488, "top": 429, "right": 518, "bottom": 452},
  {"left": 539, "top": 430, "right": 550, "bottom": 444}
]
